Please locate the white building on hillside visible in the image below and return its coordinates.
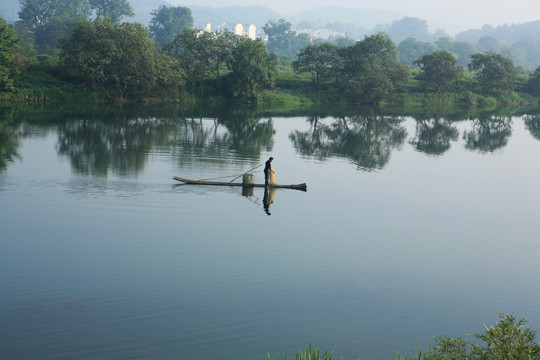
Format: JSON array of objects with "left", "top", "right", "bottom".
[
  {"left": 248, "top": 24, "right": 256, "bottom": 40},
  {"left": 196, "top": 22, "right": 259, "bottom": 39},
  {"left": 235, "top": 24, "right": 244, "bottom": 36}
]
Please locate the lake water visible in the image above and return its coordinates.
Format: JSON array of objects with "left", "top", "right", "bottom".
[{"left": 1, "top": 104, "right": 540, "bottom": 360}]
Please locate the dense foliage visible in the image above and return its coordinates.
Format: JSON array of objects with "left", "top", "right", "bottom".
[
  {"left": 3, "top": 8, "right": 540, "bottom": 105},
  {"left": 61, "top": 19, "right": 182, "bottom": 101},
  {"left": 17, "top": 0, "right": 134, "bottom": 52},
  {"left": 263, "top": 19, "right": 311, "bottom": 59},
  {"left": 418, "top": 314, "right": 540, "bottom": 360},
  {"left": 292, "top": 33, "right": 410, "bottom": 104},
  {"left": 468, "top": 52, "right": 516, "bottom": 94},
  {"left": 267, "top": 314, "right": 540, "bottom": 360},
  {"left": 0, "top": 18, "right": 20, "bottom": 91},
  {"left": 414, "top": 50, "right": 463, "bottom": 92},
  {"left": 165, "top": 28, "right": 277, "bottom": 101},
  {"left": 149, "top": 6, "right": 193, "bottom": 46}
]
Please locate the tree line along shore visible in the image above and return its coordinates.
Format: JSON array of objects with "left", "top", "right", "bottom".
[{"left": 2, "top": 2, "right": 540, "bottom": 107}]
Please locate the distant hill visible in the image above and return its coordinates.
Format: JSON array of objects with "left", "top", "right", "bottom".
[
  {"left": 456, "top": 21, "right": 540, "bottom": 44},
  {"left": 287, "top": 7, "right": 402, "bottom": 29},
  {"left": 190, "top": 5, "right": 281, "bottom": 29}
]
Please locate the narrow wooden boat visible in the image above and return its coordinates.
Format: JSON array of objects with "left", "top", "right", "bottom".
[{"left": 173, "top": 176, "right": 307, "bottom": 191}]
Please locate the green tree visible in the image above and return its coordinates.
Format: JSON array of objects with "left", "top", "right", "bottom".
[
  {"left": 471, "top": 314, "right": 540, "bottom": 360},
  {"left": 414, "top": 50, "right": 463, "bottom": 92},
  {"left": 263, "top": 18, "right": 310, "bottom": 58},
  {"left": 435, "top": 37, "right": 478, "bottom": 67},
  {"left": 263, "top": 19, "right": 293, "bottom": 54},
  {"left": 149, "top": 5, "right": 193, "bottom": 46},
  {"left": 227, "top": 37, "right": 277, "bottom": 101},
  {"left": 468, "top": 52, "right": 516, "bottom": 93},
  {"left": 342, "top": 33, "right": 409, "bottom": 104},
  {"left": 88, "top": 0, "right": 134, "bottom": 24},
  {"left": 0, "top": 17, "right": 21, "bottom": 92},
  {"left": 423, "top": 314, "right": 540, "bottom": 360},
  {"left": 293, "top": 42, "right": 341, "bottom": 87},
  {"left": 61, "top": 19, "right": 181, "bottom": 101},
  {"left": 397, "top": 37, "right": 436, "bottom": 66},
  {"left": 165, "top": 28, "right": 214, "bottom": 91},
  {"left": 526, "top": 65, "right": 540, "bottom": 96},
  {"left": 509, "top": 39, "right": 540, "bottom": 71},
  {"left": 18, "top": 0, "right": 92, "bottom": 52},
  {"left": 477, "top": 36, "right": 504, "bottom": 53},
  {"left": 386, "top": 17, "right": 432, "bottom": 43},
  {"left": 207, "top": 30, "right": 237, "bottom": 79}
]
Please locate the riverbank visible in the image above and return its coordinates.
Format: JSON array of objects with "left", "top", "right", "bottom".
[
  {"left": 269, "top": 314, "right": 540, "bottom": 360},
  {"left": 1, "top": 61, "right": 538, "bottom": 109}
]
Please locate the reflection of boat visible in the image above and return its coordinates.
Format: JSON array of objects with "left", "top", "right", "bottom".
[{"left": 173, "top": 176, "right": 307, "bottom": 191}]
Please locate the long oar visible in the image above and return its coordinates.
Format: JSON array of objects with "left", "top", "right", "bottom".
[{"left": 229, "top": 164, "right": 262, "bottom": 183}]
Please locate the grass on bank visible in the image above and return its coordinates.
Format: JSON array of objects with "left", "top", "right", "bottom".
[
  {"left": 267, "top": 314, "right": 540, "bottom": 360},
  {"left": 2, "top": 60, "right": 539, "bottom": 108}
]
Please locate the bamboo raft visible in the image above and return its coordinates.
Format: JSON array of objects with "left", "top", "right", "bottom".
[{"left": 172, "top": 176, "right": 307, "bottom": 191}]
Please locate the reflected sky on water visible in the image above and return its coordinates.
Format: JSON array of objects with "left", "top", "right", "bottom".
[{"left": 1, "top": 104, "right": 540, "bottom": 360}]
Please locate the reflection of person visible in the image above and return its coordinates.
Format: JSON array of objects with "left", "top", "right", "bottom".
[
  {"left": 264, "top": 157, "right": 274, "bottom": 187},
  {"left": 263, "top": 187, "right": 275, "bottom": 215}
]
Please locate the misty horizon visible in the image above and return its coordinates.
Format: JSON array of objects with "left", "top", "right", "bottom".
[{"left": 170, "top": 0, "right": 540, "bottom": 35}]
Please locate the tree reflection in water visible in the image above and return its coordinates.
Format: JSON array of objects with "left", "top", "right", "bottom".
[
  {"left": 0, "top": 108, "right": 21, "bottom": 171},
  {"left": 52, "top": 106, "right": 276, "bottom": 176},
  {"left": 463, "top": 115, "right": 512, "bottom": 153},
  {"left": 289, "top": 114, "right": 407, "bottom": 171},
  {"left": 57, "top": 117, "right": 176, "bottom": 176},
  {"left": 523, "top": 114, "right": 540, "bottom": 141},
  {"left": 409, "top": 117, "right": 459, "bottom": 156},
  {"left": 3, "top": 104, "right": 540, "bottom": 177}
]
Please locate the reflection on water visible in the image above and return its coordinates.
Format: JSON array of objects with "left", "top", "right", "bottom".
[
  {"left": 1, "top": 104, "right": 540, "bottom": 174},
  {"left": 263, "top": 187, "right": 276, "bottom": 215},
  {"left": 463, "top": 115, "right": 513, "bottom": 152},
  {"left": 3, "top": 103, "right": 540, "bottom": 360},
  {"left": 289, "top": 115, "right": 407, "bottom": 171},
  {"left": 523, "top": 114, "right": 540, "bottom": 141},
  {"left": 409, "top": 118, "right": 459, "bottom": 156}
]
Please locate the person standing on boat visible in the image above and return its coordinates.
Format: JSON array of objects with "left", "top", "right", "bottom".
[{"left": 264, "top": 157, "right": 274, "bottom": 187}]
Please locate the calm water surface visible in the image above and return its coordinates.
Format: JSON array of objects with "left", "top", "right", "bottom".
[{"left": 1, "top": 105, "right": 540, "bottom": 359}]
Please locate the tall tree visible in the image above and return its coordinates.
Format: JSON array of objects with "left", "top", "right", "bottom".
[
  {"left": 88, "top": 0, "right": 134, "bottom": 24},
  {"left": 386, "top": 17, "right": 432, "bottom": 43},
  {"left": 468, "top": 52, "right": 516, "bottom": 93},
  {"left": 414, "top": 50, "right": 463, "bottom": 92},
  {"left": 149, "top": 5, "right": 193, "bottom": 46},
  {"left": 342, "top": 33, "right": 409, "bottom": 104},
  {"left": 18, "top": 0, "right": 92, "bottom": 52},
  {"left": 227, "top": 37, "right": 277, "bottom": 101},
  {"left": 61, "top": 19, "right": 181, "bottom": 101},
  {"left": 397, "top": 38, "right": 436, "bottom": 66},
  {"left": 263, "top": 18, "right": 309, "bottom": 58},
  {"left": 0, "top": 17, "right": 21, "bottom": 92},
  {"left": 293, "top": 42, "right": 342, "bottom": 87},
  {"left": 207, "top": 30, "right": 237, "bottom": 79},
  {"left": 435, "top": 37, "right": 478, "bottom": 67},
  {"left": 165, "top": 28, "right": 214, "bottom": 90},
  {"left": 526, "top": 65, "right": 540, "bottom": 96}
]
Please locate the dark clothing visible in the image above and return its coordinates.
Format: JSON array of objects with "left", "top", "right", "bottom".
[
  {"left": 264, "top": 159, "right": 272, "bottom": 174},
  {"left": 264, "top": 159, "right": 272, "bottom": 186}
]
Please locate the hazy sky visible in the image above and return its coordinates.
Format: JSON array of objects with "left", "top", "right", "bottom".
[{"left": 176, "top": 0, "right": 540, "bottom": 34}]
